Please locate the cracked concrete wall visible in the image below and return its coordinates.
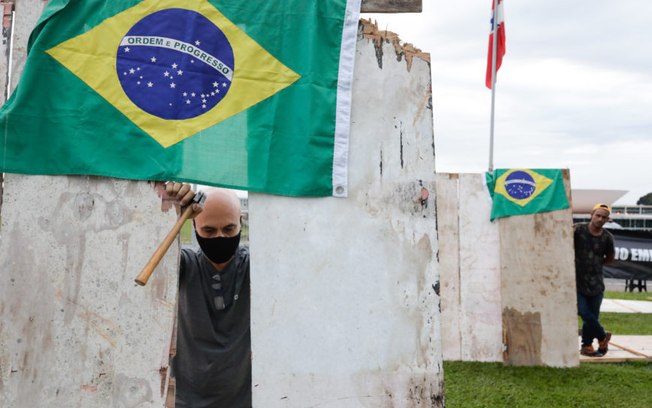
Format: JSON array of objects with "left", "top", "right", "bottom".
[
  {"left": 0, "top": 177, "right": 179, "bottom": 407},
  {"left": 249, "top": 20, "right": 443, "bottom": 408}
]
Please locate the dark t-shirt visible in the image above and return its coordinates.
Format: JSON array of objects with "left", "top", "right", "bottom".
[
  {"left": 173, "top": 246, "right": 251, "bottom": 408},
  {"left": 573, "top": 223, "right": 615, "bottom": 296}
]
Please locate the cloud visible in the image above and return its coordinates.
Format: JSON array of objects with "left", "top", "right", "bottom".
[{"left": 364, "top": 0, "right": 652, "bottom": 205}]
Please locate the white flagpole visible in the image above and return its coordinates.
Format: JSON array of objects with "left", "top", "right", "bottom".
[{"left": 488, "top": 0, "right": 499, "bottom": 172}]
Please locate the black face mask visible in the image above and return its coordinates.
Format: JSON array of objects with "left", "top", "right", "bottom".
[{"left": 195, "top": 231, "right": 241, "bottom": 264}]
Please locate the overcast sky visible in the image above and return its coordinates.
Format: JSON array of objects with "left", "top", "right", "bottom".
[{"left": 366, "top": 0, "right": 652, "bottom": 205}]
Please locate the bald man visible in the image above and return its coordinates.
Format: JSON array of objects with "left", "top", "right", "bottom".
[
  {"left": 165, "top": 182, "right": 251, "bottom": 407},
  {"left": 574, "top": 203, "right": 615, "bottom": 358}
]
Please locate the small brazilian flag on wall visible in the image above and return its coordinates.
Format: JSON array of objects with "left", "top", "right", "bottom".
[
  {"left": 485, "top": 169, "right": 569, "bottom": 221},
  {"left": 0, "top": 0, "right": 361, "bottom": 197}
]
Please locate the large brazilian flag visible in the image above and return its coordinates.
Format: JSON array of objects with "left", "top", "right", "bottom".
[
  {"left": 0, "top": 0, "right": 361, "bottom": 197},
  {"left": 485, "top": 169, "right": 570, "bottom": 221}
]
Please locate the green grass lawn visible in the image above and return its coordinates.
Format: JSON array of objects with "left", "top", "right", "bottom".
[
  {"left": 605, "top": 290, "right": 651, "bottom": 301},
  {"left": 443, "top": 361, "right": 652, "bottom": 408},
  {"left": 445, "top": 288, "right": 652, "bottom": 407},
  {"left": 598, "top": 313, "right": 652, "bottom": 335}
]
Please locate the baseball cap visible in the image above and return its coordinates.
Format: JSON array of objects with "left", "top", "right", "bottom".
[{"left": 592, "top": 203, "right": 611, "bottom": 215}]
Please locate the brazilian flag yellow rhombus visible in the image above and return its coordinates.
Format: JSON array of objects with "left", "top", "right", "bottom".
[{"left": 47, "top": 0, "right": 300, "bottom": 147}]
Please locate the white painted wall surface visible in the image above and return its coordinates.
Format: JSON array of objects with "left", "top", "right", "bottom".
[
  {"left": 0, "top": 176, "right": 179, "bottom": 407},
  {"left": 249, "top": 29, "right": 443, "bottom": 407}
]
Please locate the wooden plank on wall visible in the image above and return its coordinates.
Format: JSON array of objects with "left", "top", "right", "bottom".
[
  {"left": 1, "top": 1, "right": 11, "bottom": 97},
  {"left": 499, "top": 169, "right": 579, "bottom": 367},
  {"left": 457, "top": 174, "right": 502, "bottom": 362},
  {"left": 361, "top": 0, "right": 422, "bottom": 13},
  {"left": 436, "top": 173, "right": 503, "bottom": 363},
  {"left": 435, "top": 173, "right": 462, "bottom": 361}
]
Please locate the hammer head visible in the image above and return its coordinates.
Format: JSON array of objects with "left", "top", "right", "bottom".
[{"left": 193, "top": 191, "right": 207, "bottom": 206}]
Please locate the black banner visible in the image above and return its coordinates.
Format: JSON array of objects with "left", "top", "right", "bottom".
[{"left": 603, "top": 228, "right": 652, "bottom": 280}]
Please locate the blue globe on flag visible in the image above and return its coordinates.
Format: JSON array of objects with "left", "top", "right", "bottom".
[
  {"left": 116, "top": 8, "right": 234, "bottom": 120},
  {"left": 504, "top": 170, "right": 536, "bottom": 200}
]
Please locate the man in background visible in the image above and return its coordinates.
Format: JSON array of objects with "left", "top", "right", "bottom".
[{"left": 573, "top": 203, "right": 615, "bottom": 357}]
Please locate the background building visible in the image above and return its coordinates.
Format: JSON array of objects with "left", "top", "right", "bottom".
[{"left": 571, "top": 189, "right": 652, "bottom": 231}]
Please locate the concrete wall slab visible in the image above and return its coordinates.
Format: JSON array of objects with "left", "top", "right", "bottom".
[{"left": 250, "top": 22, "right": 443, "bottom": 407}]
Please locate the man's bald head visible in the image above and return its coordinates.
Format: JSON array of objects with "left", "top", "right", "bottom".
[
  {"left": 203, "top": 188, "right": 241, "bottom": 214},
  {"left": 194, "top": 188, "right": 242, "bottom": 239}
]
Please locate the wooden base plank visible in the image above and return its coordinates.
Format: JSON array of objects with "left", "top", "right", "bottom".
[{"left": 578, "top": 335, "right": 652, "bottom": 363}]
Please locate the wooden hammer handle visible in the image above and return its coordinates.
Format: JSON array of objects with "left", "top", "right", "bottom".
[{"left": 135, "top": 204, "right": 195, "bottom": 286}]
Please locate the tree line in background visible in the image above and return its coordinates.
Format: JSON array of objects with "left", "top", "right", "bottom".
[{"left": 637, "top": 193, "right": 652, "bottom": 205}]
